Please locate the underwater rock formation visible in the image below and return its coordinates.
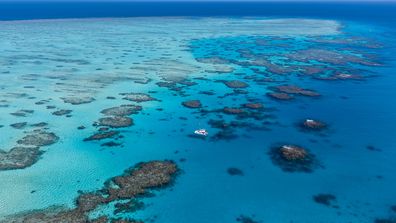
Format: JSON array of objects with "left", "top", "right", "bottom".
[
  {"left": 268, "top": 144, "right": 319, "bottom": 172},
  {"left": 10, "top": 122, "right": 27, "bottom": 129},
  {"left": 267, "top": 92, "right": 293, "bottom": 101},
  {"left": 120, "top": 93, "right": 156, "bottom": 103},
  {"left": 313, "top": 194, "right": 337, "bottom": 207},
  {"left": 98, "top": 116, "right": 133, "bottom": 128},
  {"left": 280, "top": 145, "right": 308, "bottom": 161},
  {"left": 287, "top": 49, "right": 381, "bottom": 66},
  {"left": 224, "top": 80, "right": 249, "bottom": 88},
  {"left": 52, "top": 109, "right": 72, "bottom": 116},
  {"left": 182, "top": 100, "right": 202, "bottom": 109},
  {"left": 236, "top": 215, "right": 261, "bottom": 223},
  {"left": 301, "top": 119, "right": 327, "bottom": 130},
  {"left": 62, "top": 96, "right": 95, "bottom": 105},
  {"left": 10, "top": 109, "right": 34, "bottom": 117},
  {"left": 17, "top": 131, "right": 59, "bottom": 147},
  {"left": 227, "top": 167, "right": 244, "bottom": 176},
  {"left": 1, "top": 160, "right": 178, "bottom": 223},
  {"left": 223, "top": 107, "right": 246, "bottom": 115},
  {"left": 275, "top": 85, "right": 320, "bottom": 97},
  {"left": 0, "top": 147, "right": 41, "bottom": 170},
  {"left": 0, "top": 130, "right": 58, "bottom": 171},
  {"left": 84, "top": 131, "right": 119, "bottom": 141},
  {"left": 101, "top": 105, "right": 142, "bottom": 116},
  {"left": 196, "top": 56, "right": 229, "bottom": 64},
  {"left": 243, "top": 103, "right": 264, "bottom": 110}
]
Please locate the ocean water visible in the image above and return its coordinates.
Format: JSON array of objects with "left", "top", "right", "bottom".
[{"left": 0, "top": 3, "right": 396, "bottom": 223}]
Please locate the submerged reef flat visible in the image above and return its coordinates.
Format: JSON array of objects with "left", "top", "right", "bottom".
[{"left": 2, "top": 160, "right": 178, "bottom": 223}]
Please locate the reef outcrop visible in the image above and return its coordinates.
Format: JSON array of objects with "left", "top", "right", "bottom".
[
  {"left": 62, "top": 96, "right": 95, "bottom": 105},
  {"left": 268, "top": 144, "right": 319, "bottom": 173},
  {"left": 120, "top": 93, "right": 156, "bottom": 103},
  {"left": 182, "top": 100, "right": 202, "bottom": 109},
  {"left": 97, "top": 116, "right": 133, "bottom": 128},
  {"left": 224, "top": 80, "right": 249, "bottom": 89},
  {"left": 2, "top": 160, "right": 178, "bottom": 223},
  {"left": 0, "top": 130, "right": 58, "bottom": 171}
]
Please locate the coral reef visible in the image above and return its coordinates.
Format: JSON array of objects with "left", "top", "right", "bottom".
[
  {"left": 227, "top": 167, "right": 244, "bottom": 176},
  {"left": 101, "top": 105, "right": 142, "bottom": 116},
  {"left": 301, "top": 119, "right": 326, "bottom": 130},
  {"left": 268, "top": 145, "right": 319, "bottom": 172},
  {"left": 120, "top": 93, "right": 156, "bottom": 103},
  {"left": 1, "top": 160, "right": 178, "bottom": 223},
  {"left": 62, "top": 96, "right": 95, "bottom": 105},
  {"left": 313, "top": 194, "right": 337, "bottom": 207},
  {"left": 97, "top": 116, "right": 133, "bottom": 128},
  {"left": 224, "top": 80, "right": 249, "bottom": 88},
  {"left": 182, "top": 100, "right": 202, "bottom": 109}
]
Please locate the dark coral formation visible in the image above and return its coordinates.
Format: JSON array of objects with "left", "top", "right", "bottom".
[
  {"left": 196, "top": 56, "right": 229, "bottom": 64},
  {"left": 224, "top": 80, "right": 249, "bottom": 88},
  {"left": 0, "top": 147, "right": 41, "bottom": 170},
  {"left": 286, "top": 49, "right": 381, "bottom": 66},
  {"left": 101, "top": 105, "right": 142, "bottom": 116},
  {"left": 97, "top": 116, "right": 133, "bottom": 128},
  {"left": 62, "top": 96, "right": 95, "bottom": 105},
  {"left": 87, "top": 103, "right": 143, "bottom": 144},
  {"left": 276, "top": 85, "right": 319, "bottom": 96},
  {"left": 10, "top": 109, "right": 34, "bottom": 117},
  {"left": 366, "top": 145, "right": 382, "bottom": 152},
  {"left": 243, "top": 103, "right": 263, "bottom": 110},
  {"left": 223, "top": 107, "right": 246, "bottom": 115},
  {"left": 227, "top": 167, "right": 244, "bottom": 176},
  {"left": 391, "top": 205, "right": 396, "bottom": 213},
  {"left": 267, "top": 85, "right": 319, "bottom": 101},
  {"left": 120, "top": 93, "right": 156, "bottom": 103},
  {"left": 84, "top": 131, "right": 119, "bottom": 141},
  {"left": 10, "top": 122, "right": 27, "bottom": 129},
  {"left": 301, "top": 119, "right": 327, "bottom": 131},
  {"left": 52, "top": 109, "right": 72, "bottom": 116},
  {"left": 267, "top": 92, "right": 293, "bottom": 101},
  {"left": 268, "top": 145, "right": 319, "bottom": 172},
  {"left": 17, "top": 131, "right": 59, "bottom": 147},
  {"left": 313, "top": 194, "right": 337, "bottom": 207},
  {"left": 182, "top": 100, "right": 202, "bottom": 109},
  {"left": 374, "top": 219, "right": 396, "bottom": 223},
  {"left": 114, "top": 200, "right": 144, "bottom": 215},
  {"left": 0, "top": 130, "right": 58, "bottom": 171},
  {"left": 2, "top": 160, "right": 178, "bottom": 223},
  {"left": 236, "top": 215, "right": 261, "bottom": 223}
]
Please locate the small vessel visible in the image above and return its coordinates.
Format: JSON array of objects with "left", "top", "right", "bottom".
[{"left": 194, "top": 129, "right": 208, "bottom": 136}]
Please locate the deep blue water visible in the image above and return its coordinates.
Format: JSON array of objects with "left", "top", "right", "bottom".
[{"left": 0, "top": 1, "right": 396, "bottom": 22}]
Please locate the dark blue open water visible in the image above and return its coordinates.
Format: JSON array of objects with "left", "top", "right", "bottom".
[{"left": 0, "top": 1, "right": 396, "bottom": 22}]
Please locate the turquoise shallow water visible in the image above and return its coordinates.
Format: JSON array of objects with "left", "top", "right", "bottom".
[{"left": 0, "top": 17, "right": 395, "bottom": 223}]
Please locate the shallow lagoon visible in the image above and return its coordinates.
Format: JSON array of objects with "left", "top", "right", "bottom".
[{"left": 0, "top": 17, "right": 395, "bottom": 223}]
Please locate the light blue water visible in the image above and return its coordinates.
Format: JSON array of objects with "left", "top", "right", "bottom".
[{"left": 0, "top": 17, "right": 395, "bottom": 223}]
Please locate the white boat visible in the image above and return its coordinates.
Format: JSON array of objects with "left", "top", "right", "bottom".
[{"left": 194, "top": 129, "right": 208, "bottom": 136}]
